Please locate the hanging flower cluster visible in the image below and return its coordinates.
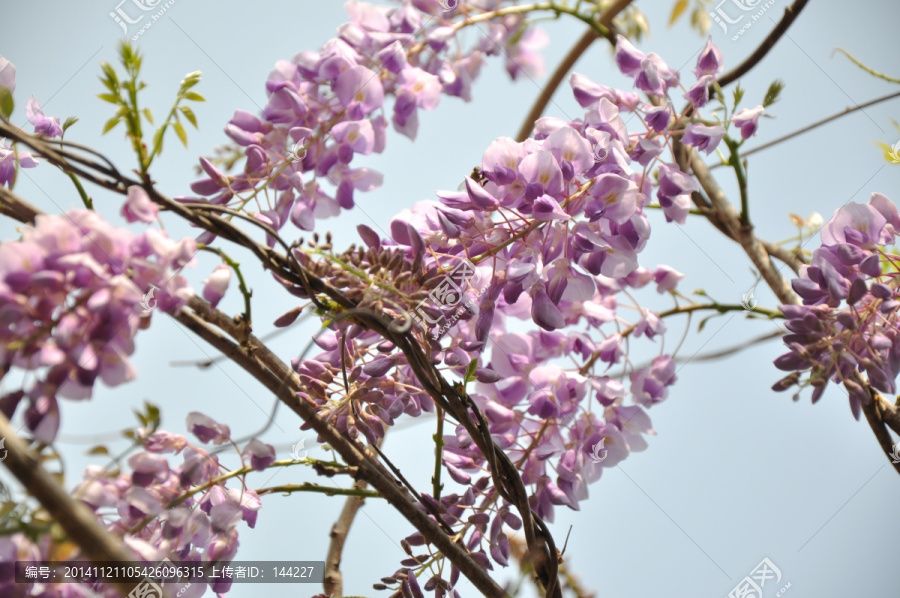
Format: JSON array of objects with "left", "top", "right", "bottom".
[{"left": 775, "top": 193, "right": 900, "bottom": 419}]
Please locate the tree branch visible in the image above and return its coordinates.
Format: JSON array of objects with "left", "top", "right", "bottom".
[
  {"left": 513, "top": 0, "right": 633, "bottom": 142},
  {"left": 714, "top": 90, "right": 900, "bottom": 165},
  {"left": 324, "top": 474, "right": 376, "bottom": 597},
  {"left": 0, "top": 413, "right": 143, "bottom": 597},
  {"left": 174, "top": 300, "right": 511, "bottom": 597},
  {"left": 718, "top": 0, "right": 811, "bottom": 88},
  {"left": 862, "top": 390, "right": 900, "bottom": 475},
  {"left": 255, "top": 483, "right": 381, "bottom": 499}
]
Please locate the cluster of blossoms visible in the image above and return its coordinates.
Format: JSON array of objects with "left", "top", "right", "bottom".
[
  {"left": 0, "top": 208, "right": 196, "bottom": 442},
  {"left": 276, "top": 32, "right": 765, "bottom": 593},
  {"left": 1, "top": 414, "right": 271, "bottom": 597},
  {"left": 0, "top": 53, "right": 55, "bottom": 188},
  {"left": 188, "top": 0, "right": 549, "bottom": 233},
  {"left": 0, "top": 4, "right": 790, "bottom": 596},
  {"left": 775, "top": 193, "right": 900, "bottom": 419}
]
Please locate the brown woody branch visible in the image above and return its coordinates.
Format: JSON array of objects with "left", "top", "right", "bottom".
[
  {"left": 718, "top": 0, "right": 811, "bottom": 88},
  {"left": 514, "top": 0, "right": 633, "bottom": 142},
  {"left": 0, "top": 414, "right": 143, "bottom": 597}
]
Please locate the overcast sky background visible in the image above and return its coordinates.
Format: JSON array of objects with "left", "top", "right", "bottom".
[{"left": 2, "top": 0, "right": 900, "bottom": 597}]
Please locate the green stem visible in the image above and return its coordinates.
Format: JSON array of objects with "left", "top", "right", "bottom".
[
  {"left": 64, "top": 172, "right": 93, "bottom": 210},
  {"left": 256, "top": 483, "right": 381, "bottom": 499},
  {"left": 725, "top": 137, "right": 749, "bottom": 225},
  {"left": 127, "top": 458, "right": 343, "bottom": 534},
  {"left": 198, "top": 246, "right": 253, "bottom": 326}
]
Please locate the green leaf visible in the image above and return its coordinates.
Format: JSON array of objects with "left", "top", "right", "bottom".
[
  {"left": 181, "top": 71, "right": 202, "bottom": 90},
  {"left": 144, "top": 401, "right": 160, "bottom": 427},
  {"left": 100, "top": 62, "right": 119, "bottom": 86},
  {"left": 62, "top": 116, "right": 79, "bottom": 133},
  {"left": 173, "top": 121, "right": 188, "bottom": 147},
  {"left": 668, "top": 0, "right": 689, "bottom": 26},
  {"left": 179, "top": 105, "right": 198, "bottom": 128},
  {"left": 142, "top": 107, "right": 154, "bottom": 125},
  {"left": 97, "top": 93, "right": 120, "bottom": 104},
  {"left": 697, "top": 313, "right": 717, "bottom": 332},
  {"left": 182, "top": 91, "right": 205, "bottom": 102},
  {"left": 101, "top": 116, "right": 121, "bottom": 134},
  {"left": 763, "top": 79, "right": 785, "bottom": 107},
  {"left": 464, "top": 358, "right": 478, "bottom": 384},
  {"left": 152, "top": 127, "right": 165, "bottom": 155},
  {"left": 732, "top": 84, "right": 745, "bottom": 111},
  {"left": 0, "top": 87, "right": 13, "bottom": 119},
  {"left": 99, "top": 77, "right": 117, "bottom": 94}
]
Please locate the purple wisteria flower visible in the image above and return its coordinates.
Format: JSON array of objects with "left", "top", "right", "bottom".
[
  {"left": 732, "top": 105, "right": 764, "bottom": 139},
  {"left": 202, "top": 264, "right": 231, "bottom": 308},
  {"left": 25, "top": 96, "right": 63, "bottom": 138},
  {"left": 776, "top": 194, "right": 900, "bottom": 419},
  {"left": 682, "top": 123, "right": 725, "bottom": 154},
  {"left": 121, "top": 185, "right": 159, "bottom": 223},
  {"left": 0, "top": 210, "right": 195, "bottom": 441},
  {"left": 693, "top": 37, "right": 723, "bottom": 79}
]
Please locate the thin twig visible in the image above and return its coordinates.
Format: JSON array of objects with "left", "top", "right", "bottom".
[
  {"left": 255, "top": 483, "right": 381, "bottom": 499},
  {"left": 711, "top": 90, "right": 900, "bottom": 166},
  {"left": 324, "top": 438, "right": 383, "bottom": 598},
  {"left": 718, "top": 0, "right": 811, "bottom": 88},
  {"left": 514, "top": 0, "right": 632, "bottom": 142}
]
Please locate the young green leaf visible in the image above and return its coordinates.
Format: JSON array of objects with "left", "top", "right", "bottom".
[
  {"left": 464, "top": 358, "right": 478, "bottom": 384},
  {"left": 0, "top": 87, "right": 13, "bottom": 119},
  {"left": 142, "top": 107, "right": 154, "bottom": 125},
  {"left": 763, "top": 79, "right": 785, "bottom": 107},
  {"left": 152, "top": 127, "right": 165, "bottom": 154},
  {"left": 732, "top": 84, "right": 745, "bottom": 111},
  {"left": 173, "top": 120, "right": 188, "bottom": 146},
  {"left": 101, "top": 116, "right": 121, "bottom": 134},
  {"left": 668, "top": 0, "right": 689, "bottom": 26},
  {"left": 100, "top": 62, "right": 119, "bottom": 86},
  {"left": 97, "top": 92, "right": 120, "bottom": 104},
  {"left": 62, "top": 116, "right": 79, "bottom": 133},
  {"left": 182, "top": 91, "right": 205, "bottom": 102},
  {"left": 179, "top": 105, "right": 198, "bottom": 128}
]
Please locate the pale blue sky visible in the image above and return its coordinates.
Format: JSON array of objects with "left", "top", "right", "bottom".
[{"left": 2, "top": 1, "right": 899, "bottom": 597}]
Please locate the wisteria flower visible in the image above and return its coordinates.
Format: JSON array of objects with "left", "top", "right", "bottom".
[
  {"left": 732, "top": 105, "right": 764, "bottom": 139},
  {"left": 25, "top": 96, "right": 63, "bottom": 138}
]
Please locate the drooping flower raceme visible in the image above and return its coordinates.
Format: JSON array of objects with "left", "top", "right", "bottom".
[
  {"left": 188, "top": 0, "right": 553, "bottom": 237},
  {"left": 774, "top": 193, "right": 900, "bottom": 419},
  {"left": 0, "top": 210, "right": 195, "bottom": 442},
  {"left": 267, "top": 31, "right": 742, "bottom": 593}
]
